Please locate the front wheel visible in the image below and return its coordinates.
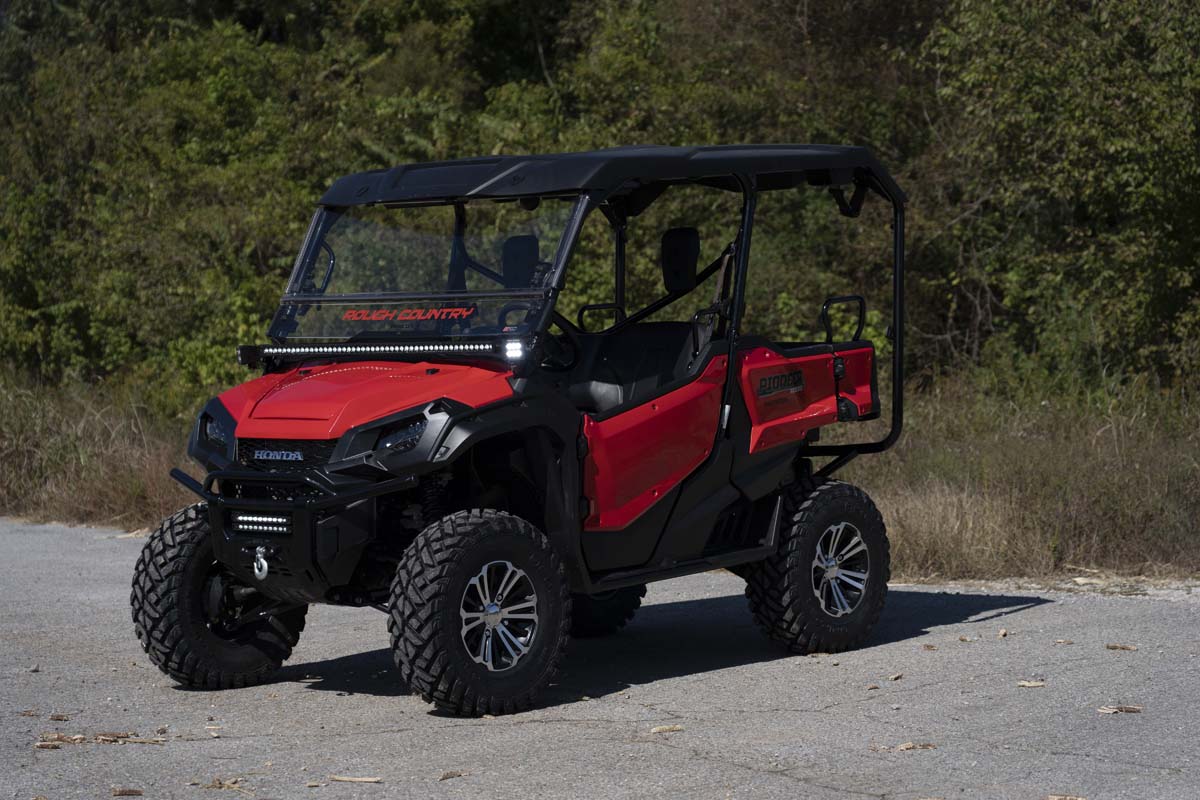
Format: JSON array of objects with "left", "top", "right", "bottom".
[
  {"left": 130, "top": 504, "right": 308, "bottom": 689},
  {"left": 742, "top": 480, "right": 889, "bottom": 653},
  {"left": 388, "top": 510, "right": 571, "bottom": 716}
]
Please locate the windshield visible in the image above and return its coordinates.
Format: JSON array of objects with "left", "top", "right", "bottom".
[{"left": 268, "top": 197, "right": 581, "bottom": 342}]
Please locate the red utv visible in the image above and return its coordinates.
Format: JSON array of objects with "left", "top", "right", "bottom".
[{"left": 131, "top": 145, "right": 906, "bottom": 716}]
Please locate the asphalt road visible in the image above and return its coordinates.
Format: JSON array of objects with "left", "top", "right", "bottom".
[{"left": 1, "top": 518, "right": 1197, "bottom": 800}]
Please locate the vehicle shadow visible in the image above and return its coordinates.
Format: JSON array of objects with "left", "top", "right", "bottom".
[
  {"left": 276, "top": 646, "right": 411, "bottom": 697},
  {"left": 278, "top": 587, "right": 1049, "bottom": 705},
  {"left": 542, "top": 587, "right": 1050, "bottom": 705}
]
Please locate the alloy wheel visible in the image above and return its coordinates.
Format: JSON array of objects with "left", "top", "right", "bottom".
[
  {"left": 811, "top": 521, "right": 870, "bottom": 618},
  {"left": 459, "top": 560, "right": 539, "bottom": 672}
]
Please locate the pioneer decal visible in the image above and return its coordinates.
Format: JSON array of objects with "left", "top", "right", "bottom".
[
  {"left": 757, "top": 369, "right": 806, "bottom": 397},
  {"left": 341, "top": 307, "right": 477, "bottom": 322}
]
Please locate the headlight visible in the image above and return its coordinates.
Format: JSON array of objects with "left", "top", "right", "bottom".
[
  {"left": 189, "top": 399, "right": 237, "bottom": 469},
  {"left": 203, "top": 414, "right": 229, "bottom": 449},
  {"left": 378, "top": 418, "right": 427, "bottom": 454}
]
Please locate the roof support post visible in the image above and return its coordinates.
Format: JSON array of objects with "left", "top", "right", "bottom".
[
  {"left": 614, "top": 218, "right": 627, "bottom": 314},
  {"left": 715, "top": 173, "right": 758, "bottom": 440}
]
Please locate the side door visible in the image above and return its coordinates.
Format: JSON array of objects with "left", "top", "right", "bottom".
[
  {"left": 582, "top": 349, "right": 729, "bottom": 533},
  {"left": 575, "top": 183, "right": 742, "bottom": 572}
]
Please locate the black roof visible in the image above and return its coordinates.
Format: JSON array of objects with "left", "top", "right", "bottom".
[{"left": 319, "top": 144, "right": 905, "bottom": 207}]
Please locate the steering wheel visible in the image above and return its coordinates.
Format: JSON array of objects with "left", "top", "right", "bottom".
[{"left": 540, "top": 312, "right": 582, "bottom": 371}]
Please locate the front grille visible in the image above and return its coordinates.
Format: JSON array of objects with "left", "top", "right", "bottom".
[
  {"left": 226, "top": 480, "right": 326, "bottom": 504},
  {"left": 236, "top": 438, "right": 338, "bottom": 472}
]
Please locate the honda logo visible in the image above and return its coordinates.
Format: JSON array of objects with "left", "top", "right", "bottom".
[{"left": 253, "top": 449, "right": 303, "bottom": 462}]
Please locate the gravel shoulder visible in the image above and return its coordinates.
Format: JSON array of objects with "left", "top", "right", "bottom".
[{"left": 2, "top": 518, "right": 1198, "bottom": 800}]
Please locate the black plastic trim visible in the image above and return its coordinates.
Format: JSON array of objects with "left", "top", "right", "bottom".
[{"left": 187, "top": 398, "right": 237, "bottom": 472}]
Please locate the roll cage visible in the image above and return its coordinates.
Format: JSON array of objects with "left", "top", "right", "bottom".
[
  {"left": 545, "top": 151, "right": 905, "bottom": 471},
  {"left": 244, "top": 144, "right": 906, "bottom": 469}
]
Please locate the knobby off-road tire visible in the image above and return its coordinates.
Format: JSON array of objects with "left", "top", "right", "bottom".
[
  {"left": 570, "top": 585, "right": 646, "bottom": 637},
  {"left": 743, "top": 480, "right": 889, "bottom": 653},
  {"left": 389, "top": 509, "right": 571, "bottom": 716},
  {"left": 130, "top": 504, "right": 307, "bottom": 689}
]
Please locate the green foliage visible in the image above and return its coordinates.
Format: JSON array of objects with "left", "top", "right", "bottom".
[
  {"left": 1, "top": 0, "right": 1198, "bottom": 418},
  {"left": 921, "top": 0, "right": 1200, "bottom": 376}
]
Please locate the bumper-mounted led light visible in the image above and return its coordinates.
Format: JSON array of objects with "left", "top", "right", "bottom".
[
  {"left": 232, "top": 513, "right": 290, "bottom": 535},
  {"left": 236, "top": 523, "right": 289, "bottom": 534}
]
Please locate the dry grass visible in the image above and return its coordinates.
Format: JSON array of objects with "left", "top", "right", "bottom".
[
  {"left": 0, "top": 380, "right": 190, "bottom": 528},
  {"left": 849, "top": 374, "right": 1200, "bottom": 579},
  {"left": 2, "top": 372, "right": 1198, "bottom": 579}
]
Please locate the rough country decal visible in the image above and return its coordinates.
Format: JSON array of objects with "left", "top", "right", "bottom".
[
  {"left": 254, "top": 449, "right": 304, "bottom": 461},
  {"left": 757, "top": 369, "right": 805, "bottom": 397},
  {"left": 341, "top": 307, "right": 477, "bottom": 322}
]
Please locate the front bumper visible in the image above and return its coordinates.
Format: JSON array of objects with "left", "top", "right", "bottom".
[{"left": 172, "top": 467, "right": 415, "bottom": 604}]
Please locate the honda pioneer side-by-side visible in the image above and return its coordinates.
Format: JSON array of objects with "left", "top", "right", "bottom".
[{"left": 131, "top": 145, "right": 906, "bottom": 716}]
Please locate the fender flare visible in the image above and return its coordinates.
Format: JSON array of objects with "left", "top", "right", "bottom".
[{"left": 431, "top": 390, "right": 588, "bottom": 591}]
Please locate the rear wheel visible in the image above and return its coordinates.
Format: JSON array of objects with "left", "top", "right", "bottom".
[
  {"left": 130, "top": 504, "right": 308, "bottom": 689},
  {"left": 742, "top": 480, "right": 889, "bottom": 653},
  {"left": 389, "top": 509, "right": 571, "bottom": 716},
  {"left": 570, "top": 585, "right": 646, "bottom": 637}
]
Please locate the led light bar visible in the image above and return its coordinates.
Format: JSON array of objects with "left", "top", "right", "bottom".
[
  {"left": 236, "top": 515, "right": 288, "bottom": 525},
  {"left": 261, "top": 343, "right": 494, "bottom": 356},
  {"left": 234, "top": 523, "right": 289, "bottom": 534},
  {"left": 233, "top": 513, "right": 290, "bottom": 534}
]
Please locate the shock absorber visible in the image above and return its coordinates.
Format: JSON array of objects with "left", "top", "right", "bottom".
[{"left": 419, "top": 473, "right": 451, "bottom": 526}]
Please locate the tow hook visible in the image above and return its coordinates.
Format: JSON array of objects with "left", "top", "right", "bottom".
[{"left": 253, "top": 546, "right": 270, "bottom": 581}]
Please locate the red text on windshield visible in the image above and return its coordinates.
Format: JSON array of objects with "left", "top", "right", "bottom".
[{"left": 341, "top": 307, "right": 477, "bottom": 322}]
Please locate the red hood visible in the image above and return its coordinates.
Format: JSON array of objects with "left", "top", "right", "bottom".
[{"left": 220, "top": 360, "right": 513, "bottom": 440}]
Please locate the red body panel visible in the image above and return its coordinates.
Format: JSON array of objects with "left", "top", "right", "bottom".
[
  {"left": 738, "top": 347, "right": 838, "bottom": 454},
  {"left": 836, "top": 346, "right": 875, "bottom": 418},
  {"left": 221, "top": 360, "right": 513, "bottom": 440},
  {"left": 582, "top": 356, "right": 728, "bottom": 531}
]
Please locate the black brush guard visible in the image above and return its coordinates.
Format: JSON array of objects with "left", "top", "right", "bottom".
[{"left": 171, "top": 467, "right": 415, "bottom": 604}]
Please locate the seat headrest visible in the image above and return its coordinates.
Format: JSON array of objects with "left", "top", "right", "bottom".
[
  {"left": 501, "top": 235, "right": 539, "bottom": 288},
  {"left": 661, "top": 227, "right": 700, "bottom": 295}
]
